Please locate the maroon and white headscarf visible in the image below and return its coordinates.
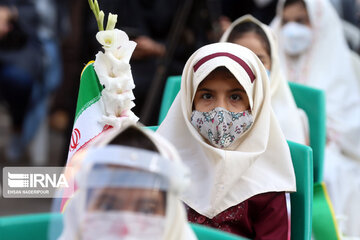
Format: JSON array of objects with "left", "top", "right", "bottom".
[{"left": 157, "top": 42, "right": 296, "bottom": 218}]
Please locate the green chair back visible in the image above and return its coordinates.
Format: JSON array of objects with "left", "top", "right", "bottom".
[
  {"left": 288, "top": 82, "right": 326, "bottom": 183},
  {"left": 158, "top": 75, "right": 181, "bottom": 124},
  {"left": 0, "top": 212, "right": 63, "bottom": 240},
  {"left": 190, "top": 223, "right": 248, "bottom": 239},
  {"left": 0, "top": 213, "right": 248, "bottom": 240},
  {"left": 287, "top": 141, "right": 314, "bottom": 240}
]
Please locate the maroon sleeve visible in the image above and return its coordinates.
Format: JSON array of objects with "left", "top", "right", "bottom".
[{"left": 249, "top": 192, "right": 289, "bottom": 240}]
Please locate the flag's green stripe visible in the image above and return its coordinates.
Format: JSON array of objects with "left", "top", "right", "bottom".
[{"left": 75, "top": 62, "right": 104, "bottom": 121}]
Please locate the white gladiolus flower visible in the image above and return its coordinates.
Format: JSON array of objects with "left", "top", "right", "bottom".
[
  {"left": 94, "top": 27, "right": 138, "bottom": 128},
  {"left": 110, "top": 40, "right": 137, "bottom": 62},
  {"left": 101, "top": 91, "right": 135, "bottom": 115},
  {"left": 96, "top": 29, "right": 136, "bottom": 61},
  {"left": 96, "top": 30, "right": 116, "bottom": 49},
  {"left": 101, "top": 112, "right": 139, "bottom": 129},
  {"left": 94, "top": 52, "right": 133, "bottom": 80}
]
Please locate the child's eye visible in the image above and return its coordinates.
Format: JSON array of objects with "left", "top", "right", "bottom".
[
  {"left": 230, "top": 94, "right": 241, "bottom": 101},
  {"left": 97, "top": 197, "right": 116, "bottom": 211},
  {"left": 296, "top": 17, "right": 307, "bottom": 25},
  {"left": 137, "top": 203, "right": 157, "bottom": 214},
  {"left": 201, "top": 93, "right": 213, "bottom": 100}
]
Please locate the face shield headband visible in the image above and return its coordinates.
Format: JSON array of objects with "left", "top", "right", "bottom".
[
  {"left": 79, "top": 145, "right": 190, "bottom": 195},
  {"left": 86, "top": 168, "right": 169, "bottom": 190}
]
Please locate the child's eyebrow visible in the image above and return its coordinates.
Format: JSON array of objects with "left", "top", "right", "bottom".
[
  {"left": 197, "top": 88, "right": 214, "bottom": 92},
  {"left": 229, "top": 88, "right": 246, "bottom": 93}
]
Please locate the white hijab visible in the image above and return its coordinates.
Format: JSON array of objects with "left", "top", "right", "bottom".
[
  {"left": 271, "top": 0, "right": 360, "bottom": 160},
  {"left": 59, "top": 125, "right": 197, "bottom": 240},
  {"left": 220, "top": 14, "right": 308, "bottom": 145},
  {"left": 157, "top": 43, "right": 296, "bottom": 218}
]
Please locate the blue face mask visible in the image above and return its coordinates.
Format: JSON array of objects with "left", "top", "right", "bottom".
[
  {"left": 265, "top": 69, "right": 271, "bottom": 81},
  {"left": 266, "top": 69, "right": 271, "bottom": 77}
]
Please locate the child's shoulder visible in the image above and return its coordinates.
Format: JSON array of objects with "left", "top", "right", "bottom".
[{"left": 247, "top": 192, "right": 286, "bottom": 207}]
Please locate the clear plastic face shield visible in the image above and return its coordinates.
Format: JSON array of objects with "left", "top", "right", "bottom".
[
  {"left": 81, "top": 167, "right": 168, "bottom": 240},
  {"left": 74, "top": 145, "right": 189, "bottom": 240}
]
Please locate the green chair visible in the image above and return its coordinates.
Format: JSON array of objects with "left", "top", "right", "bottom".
[
  {"left": 288, "top": 82, "right": 326, "bottom": 183},
  {"left": 288, "top": 83, "right": 339, "bottom": 240},
  {"left": 0, "top": 213, "right": 247, "bottom": 240},
  {"left": 158, "top": 75, "right": 181, "bottom": 124},
  {"left": 190, "top": 223, "right": 248, "bottom": 239},
  {"left": 287, "top": 141, "right": 314, "bottom": 240},
  {"left": 0, "top": 212, "right": 63, "bottom": 240},
  {"left": 144, "top": 125, "right": 159, "bottom": 132}
]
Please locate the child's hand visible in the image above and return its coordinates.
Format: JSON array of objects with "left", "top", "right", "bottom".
[{"left": 132, "top": 36, "right": 165, "bottom": 59}]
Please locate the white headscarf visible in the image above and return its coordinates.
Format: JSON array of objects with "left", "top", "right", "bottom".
[
  {"left": 271, "top": 0, "right": 360, "bottom": 160},
  {"left": 157, "top": 42, "right": 296, "bottom": 218},
  {"left": 59, "top": 125, "right": 197, "bottom": 240},
  {"left": 220, "top": 14, "right": 308, "bottom": 145}
]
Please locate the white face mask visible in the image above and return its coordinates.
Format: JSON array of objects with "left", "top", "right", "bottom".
[
  {"left": 80, "top": 211, "right": 166, "bottom": 240},
  {"left": 281, "top": 22, "right": 313, "bottom": 56},
  {"left": 191, "top": 107, "right": 254, "bottom": 149}
]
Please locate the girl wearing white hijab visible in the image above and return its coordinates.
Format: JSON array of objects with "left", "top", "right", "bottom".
[
  {"left": 157, "top": 42, "right": 296, "bottom": 239},
  {"left": 271, "top": 0, "right": 360, "bottom": 236},
  {"left": 220, "top": 14, "right": 308, "bottom": 145},
  {"left": 59, "top": 125, "right": 197, "bottom": 240}
]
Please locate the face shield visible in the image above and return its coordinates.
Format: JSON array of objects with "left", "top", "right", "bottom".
[
  {"left": 71, "top": 145, "right": 189, "bottom": 240},
  {"left": 80, "top": 167, "right": 169, "bottom": 240}
]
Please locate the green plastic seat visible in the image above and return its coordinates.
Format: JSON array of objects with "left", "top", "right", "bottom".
[
  {"left": 158, "top": 75, "right": 181, "bottom": 124},
  {"left": 0, "top": 212, "right": 63, "bottom": 240},
  {"left": 190, "top": 223, "right": 248, "bottom": 239},
  {"left": 288, "top": 82, "right": 326, "bottom": 183},
  {"left": 287, "top": 141, "right": 314, "bottom": 240}
]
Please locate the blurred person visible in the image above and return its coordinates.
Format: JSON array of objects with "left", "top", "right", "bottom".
[
  {"left": 25, "top": 0, "right": 69, "bottom": 165},
  {"left": 0, "top": 5, "right": 13, "bottom": 38},
  {"left": 58, "top": 125, "right": 197, "bottom": 240},
  {"left": 271, "top": 0, "right": 360, "bottom": 236},
  {"left": 158, "top": 42, "right": 296, "bottom": 239},
  {"left": 330, "top": 0, "right": 358, "bottom": 25},
  {"left": 1, "top": 0, "right": 69, "bottom": 164},
  {"left": 329, "top": 0, "right": 360, "bottom": 52},
  {"left": 220, "top": 14, "right": 308, "bottom": 145},
  {"left": 219, "top": 0, "right": 278, "bottom": 35},
  {"left": 0, "top": 0, "right": 43, "bottom": 162}
]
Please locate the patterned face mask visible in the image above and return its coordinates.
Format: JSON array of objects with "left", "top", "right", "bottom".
[{"left": 191, "top": 107, "right": 254, "bottom": 149}]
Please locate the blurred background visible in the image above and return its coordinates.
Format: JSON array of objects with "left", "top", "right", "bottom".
[{"left": 0, "top": 0, "right": 359, "bottom": 216}]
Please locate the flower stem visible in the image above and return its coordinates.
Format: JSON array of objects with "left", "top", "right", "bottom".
[{"left": 88, "top": 0, "right": 104, "bottom": 31}]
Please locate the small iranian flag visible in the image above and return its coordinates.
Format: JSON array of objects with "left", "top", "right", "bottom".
[
  {"left": 61, "top": 0, "right": 138, "bottom": 212},
  {"left": 65, "top": 1, "right": 138, "bottom": 164},
  {"left": 66, "top": 61, "right": 112, "bottom": 163}
]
